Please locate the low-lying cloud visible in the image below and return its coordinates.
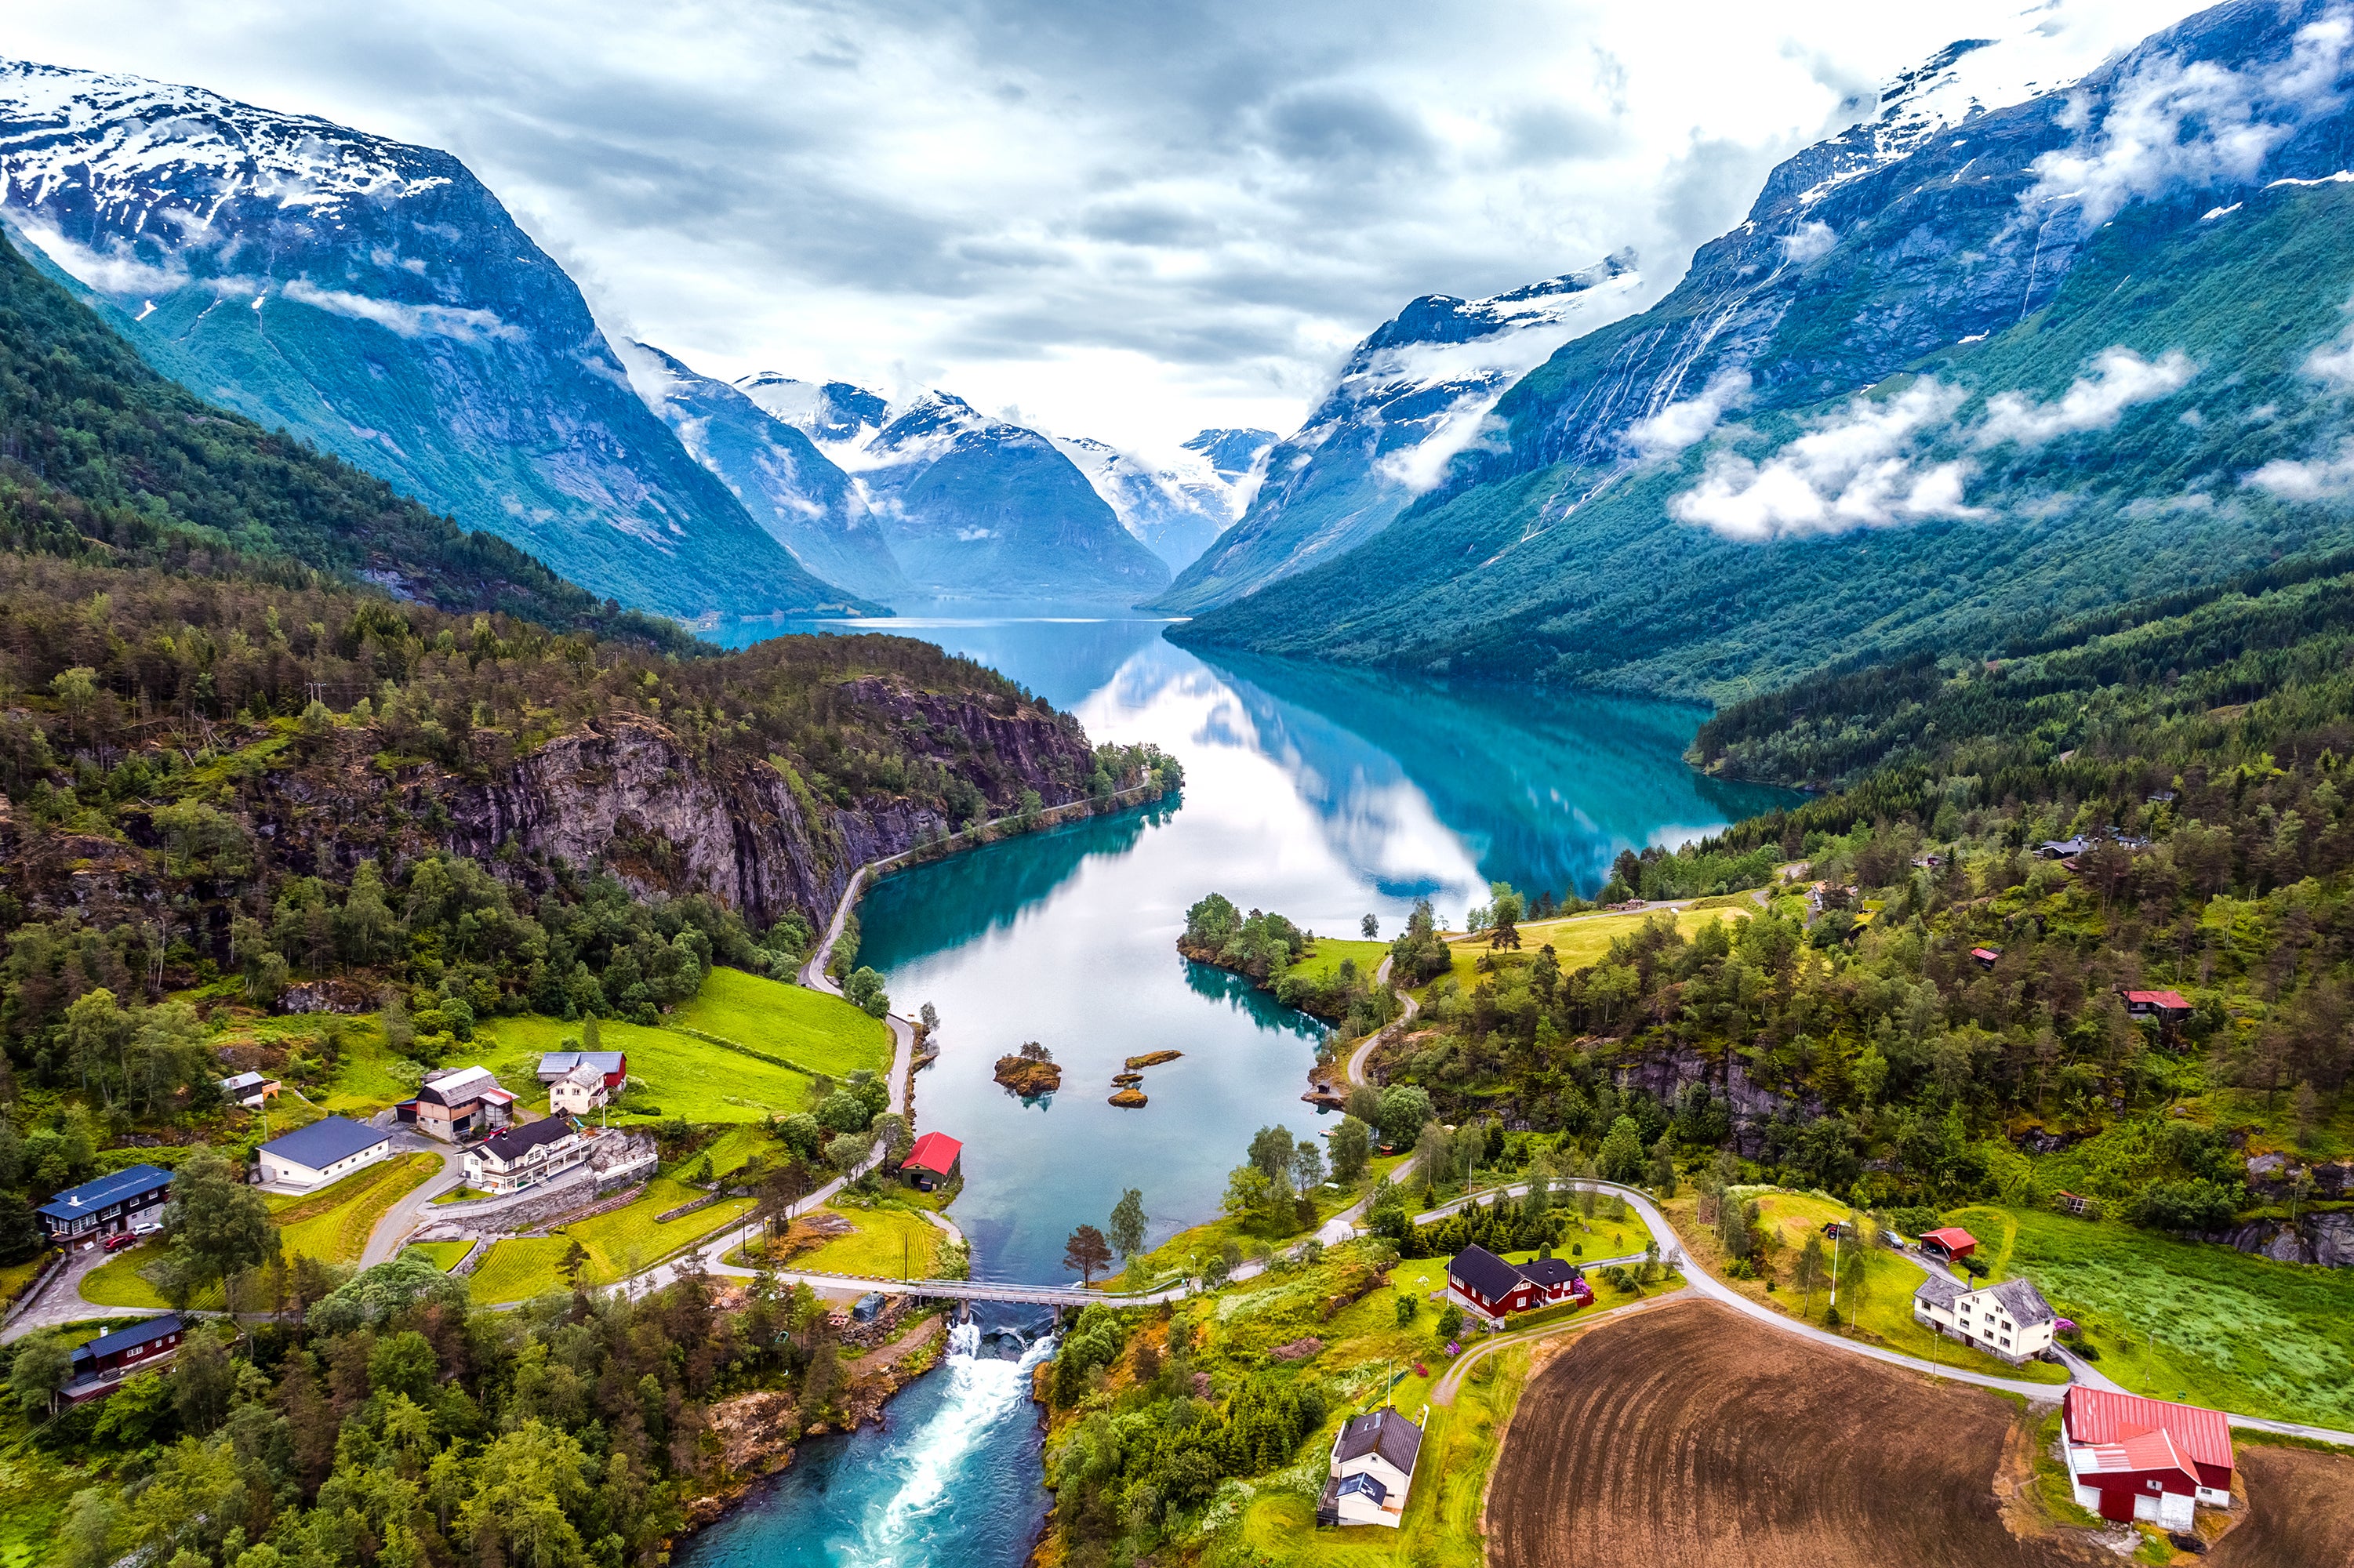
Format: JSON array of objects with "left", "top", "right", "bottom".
[
  {"left": 2246, "top": 442, "right": 2354, "bottom": 500},
  {"left": 1627, "top": 368, "right": 1750, "bottom": 459},
  {"left": 1669, "top": 379, "right": 1975, "bottom": 541},
  {"left": 281, "top": 279, "right": 523, "bottom": 343},
  {"left": 1975, "top": 347, "right": 2196, "bottom": 445}
]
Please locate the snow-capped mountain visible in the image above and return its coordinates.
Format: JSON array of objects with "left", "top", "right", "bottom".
[
  {"left": 0, "top": 58, "right": 864, "bottom": 620},
  {"left": 737, "top": 378, "right": 1172, "bottom": 604},
  {"left": 1150, "top": 251, "right": 1644, "bottom": 612},
  {"left": 1050, "top": 428, "right": 1275, "bottom": 569},
  {"left": 1178, "top": 0, "right": 2354, "bottom": 695},
  {"left": 625, "top": 344, "right": 908, "bottom": 604}
]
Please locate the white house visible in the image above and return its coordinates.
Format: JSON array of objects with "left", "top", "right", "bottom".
[
  {"left": 1911, "top": 1274, "right": 2058, "bottom": 1365},
  {"left": 1317, "top": 1407, "right": 1423, "bottom": 1528},
  {"left": 463, "top": 1116, "right": 590, "bottom": 1195},
  {"left": 256, "top": 1116, "right": 392, "bottom": 1191},
  {"left": 550, "top": 1061, "right": 611, "bottom": 1116},
  {"left": 2061, "top": 1386, "right": 2235, "bottom": 1529}
]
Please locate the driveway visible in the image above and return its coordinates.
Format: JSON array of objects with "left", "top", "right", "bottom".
[
  {"left": 359, "top": 1138, "right": 472, "bottom": 1268},
  {"left": 2, "top": 1245, "right": 169, "bottom": 1341}
]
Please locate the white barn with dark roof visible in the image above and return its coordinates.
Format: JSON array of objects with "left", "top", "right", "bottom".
[{"left": 256, "top": 1117, "right": 392, "bottom": 1191}]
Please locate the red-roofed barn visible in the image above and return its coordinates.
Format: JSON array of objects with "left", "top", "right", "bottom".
[
  {"left": 2062, "top": 1386, "right": 2233, "bottom": 1529},
  {"left": 2122, "top": 989, "right": 2194, "bottom": 1023},
  {"left": 900, "top": 1131, "right": 963, "bottom": 1191}
]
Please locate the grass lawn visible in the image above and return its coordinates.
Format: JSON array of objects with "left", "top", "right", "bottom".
[
  {"left": 692, "top": 1125, "right": 773, "bottom": 1179},
  {"left": 669, "top": 966, "right": 892, "bottom": 1080},
  {"left": 1663, "top": 1188, "right": 2067, "bottom": 1385},
  {"left": 470, "top": 1014, "right": 818, "bottom": 1122},
  {"left": 1949, "top": 1203, "right": 2354, "bottom": 1426},
  {"left": 1130, "top": 1172, "right": 1397, "bottom": 1284},
  {"left": 404, "top": 1241, "right": 473, "bottom": 1272},
  {"left": 1434, "top": 908, "right": 1749, "bottom": 993},
  {"left": 468, "top": 1177, "right": 757, "bottom": 1304},
  {"left": 0, "top": 1257, "right": 43, "bottom": 1310},
  {"left": 314, "top": 1018, "right": 415, "bottom": 1114},
  {"left": 791, "top": 1203, "right": 943, "bottom": 1279},
  {"left": 83, "top": 1152, "right": 444, "bottom": 1308},
  {"left": 1291, "top": 938, "right": 1388, "bottom": 984}
]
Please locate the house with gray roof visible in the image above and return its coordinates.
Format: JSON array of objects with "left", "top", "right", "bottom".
[
  {"left": 1317, "top": 1406, "right": 1424, "bottom": 1528},
  {"left": 1913, "top": 1272, "right": 2057, "bottom": 1364}
]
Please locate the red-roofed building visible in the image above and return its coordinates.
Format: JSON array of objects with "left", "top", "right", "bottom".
[
  {"left": 900, "top": 1131, "right": 963, "bottom": 1191},
  {"left": 1970, "top": 947, "right": 2001, "bottom": 967},
  {"left": 2062, "top": 1386, "right": 2233, "bottom": 1528},
  {"left": 2122, "top": 989, "right": 2194, "bottom": 1022},
  {"left": 1918, "top": 1226, "right": 1978, "bottom": 1262}
]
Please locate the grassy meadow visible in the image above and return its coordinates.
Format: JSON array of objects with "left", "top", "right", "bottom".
[{"left": 1951, "top": 1203, "right": 2354, "bottom": 1426}]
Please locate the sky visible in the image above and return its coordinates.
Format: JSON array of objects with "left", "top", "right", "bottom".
[{"left": 5, "top": 0, "right": 2208, "bottom": 459}]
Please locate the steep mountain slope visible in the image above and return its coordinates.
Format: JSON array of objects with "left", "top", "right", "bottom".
[
  {"left": 739, "top": 377, "right": 1172, "bottom": 604},
  {"left": 1150, "top": 252, "right": 1642, "bottom": 612},
  {"left": 0, "top": 223, "right": 691, "bottom": 647},
  {"left": 1175, "top": 0, "right": 2354, "bottom": 696},
  {"left": 627, "top": 343, "right": 906, "bottom": 604},
  {"left": 1050, "top": 427, "right": 1275, "bottom": 569},
  {"left": 0, "top": 58, "right": 860, "bottom": 622}
]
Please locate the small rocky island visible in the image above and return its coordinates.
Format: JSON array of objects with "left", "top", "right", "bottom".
[
  {"left": 994, "top": 1040, "right": 1063, "bottom": 1095},
  {"left": 1107, "top": 1048, "right": 1182, "bottom": 1105}
]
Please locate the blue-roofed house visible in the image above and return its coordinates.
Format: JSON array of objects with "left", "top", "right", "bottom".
[
  {"left": 256, "top": 1116, "right": 392, "bottom": 1190},
  {"left": 37, "top": 1163, "right": 175, "bottom": 1244}
]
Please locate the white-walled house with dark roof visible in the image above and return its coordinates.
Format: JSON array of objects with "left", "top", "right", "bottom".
[
  {"left": 256, "top": 1116, "right": 393, "bottom": 1191},
  {"left": 1317, "top": 1406, "right": 1424, "bottom": 1528},
  {"left": 1911, "top": 1274, "right": 2058, "bottom": 1364}
]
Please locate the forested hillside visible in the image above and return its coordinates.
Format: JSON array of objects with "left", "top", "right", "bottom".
[
  {"left": 0, "top": 229, "right": 688, "bottom": 649},
  {"left": 1358, "top": 549, "right": 2354, "bottom": 1261}
]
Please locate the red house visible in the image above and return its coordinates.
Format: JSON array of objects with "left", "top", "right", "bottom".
[
  {"left": 1445, "top": 1244, "right": 1589, "bottom": 1326},
  {"left": 1970, "top": 947, "right": 2001, "bottom": 967},
  {"left": 2062, "top": 1387, "right": 2233, "bottom": 1529},
  {"left": 900, "top": 1131, "right": 963, "bottom": 1192},
  {"left": 1918, "top": 1226, "right": 1978, "bottom": 1262}
]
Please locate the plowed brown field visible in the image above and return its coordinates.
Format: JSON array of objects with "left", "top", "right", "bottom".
[{"left": 1484, "top": 1299, "right": 2353, "bottom": 1568}]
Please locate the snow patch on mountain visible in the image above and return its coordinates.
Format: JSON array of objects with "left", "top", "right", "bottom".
[{"left": 1049, "top": 428, "right": 1274, "bottom": 567}]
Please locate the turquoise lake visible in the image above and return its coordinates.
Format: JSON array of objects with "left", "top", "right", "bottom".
[{"left": 678, "top": 614, "right": 1794, "bottom": 1568}]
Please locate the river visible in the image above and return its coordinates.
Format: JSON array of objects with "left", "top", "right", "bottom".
[{"left": 678, "top": 614, "right": 1793, "bottom": 1568}]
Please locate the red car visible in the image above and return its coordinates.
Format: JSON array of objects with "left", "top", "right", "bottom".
[{"left": 103, "top": 1232, "right": 140, "bottom": 1252}]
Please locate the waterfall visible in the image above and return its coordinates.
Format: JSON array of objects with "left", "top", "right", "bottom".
[{"left": 854, "top": 1331, "right": 1058, "bottom": 1561}]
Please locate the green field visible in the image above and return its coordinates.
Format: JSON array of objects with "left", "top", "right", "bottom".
[
  {"left": 469, "top": 1015, "right": 817, "bottom": 1123},
  {"left": 1951, "top": 1203, "right": 2354, "bottom": 1426},
  {"left": 1290, "top": 938, "right": 1388, "bottom": 985},
  {"left": 1437, "top": 907, "right": 1748, "bottom": 993},
  {"left": 404, "top": 1241, "right": 473, "bottom": 1272},
  {"left": 468, "top": 1177, "right": 756, "bottom": 1304},
  {"left": 312, "top": 970, "right": 888, "bottom": 1123},
  {"left": 669, "top": 966, "right": 893, "bottom": 1079},
  {"left": 791, "top": 1203, "right": 943, "bottom": 1280},
  {"left": 82, "top": 1152, "right": 442, "bottom": 1307}
]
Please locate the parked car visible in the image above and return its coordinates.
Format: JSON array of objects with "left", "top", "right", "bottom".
[{"left": 103, "top": 1232, "right": 140, "bottom": 1252}]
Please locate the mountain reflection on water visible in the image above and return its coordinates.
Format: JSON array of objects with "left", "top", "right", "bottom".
[{"left": 681, "top": 612, "right": 1796, "bottom": 1567}]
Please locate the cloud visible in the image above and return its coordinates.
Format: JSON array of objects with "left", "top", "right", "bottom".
[
  {"left": 1669, "top": 378, "right": 1977, "bottom": 540},
  {"left": 2246, "top": 444, "right": 2354, "bottom": 500},
  {"left": 1974, "top": 347, "right": 2196, "bottom": 445},
  {"left": 9, "top": 219, "right": 193, "bottom": 298},
  {"left": 1627, "top": 368, "right": 1751, "bottom": 458},
  {"left": 279, "top": 278, "right": 523, "bottom": 342},
  {"left": 2025, "top": 14, "right": 2354, "bottom": 228},
  {"left": 1779, "top": 220, "right": 1836, "bottom": 263}
]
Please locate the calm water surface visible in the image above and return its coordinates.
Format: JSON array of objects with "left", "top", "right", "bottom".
[{"left": 679, "top": 614, "right": 1793, "bottom": 1568}]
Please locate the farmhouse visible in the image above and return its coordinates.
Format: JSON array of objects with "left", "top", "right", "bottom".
[
  {"left": 36, "top": 1163, "right": 174, "bottom": 1244},
  {"left": 2062, "top": 1386, "right": 2234, "bottom": 1528},
  {"left": 396, "top": 1065, "right": 515, "bottom": 1142},
  {"left": 550, "top": 1061, "right": 612, "bottom": 1116},
  {"left": 1916, "top": 1225, "right": 1977, "bottom": 1263},
  {"left": 64, "top": 1314, "right": 186, "bottom": 1402},
  {"left": 1316, "top": 1406, "right": 1424, "bottom": 1528},
  {"left": 464, "top": 1116, "right": 590, "bottom": 1195},
  {"left": 900, "top": 1131, "right": 963, "bottom": 1191},
  {"left": 256, "top": 1116, "right": 392, "bottom": 1191},
  {"left": 1445, "top": 1243, "right": 1590, "bottom": 1327},
  {"left": 1911, "top": 1275, "right": 2058, "bottom": 1364}
]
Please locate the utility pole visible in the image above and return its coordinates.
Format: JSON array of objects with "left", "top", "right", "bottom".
[{"left": 1829, "top": 1229, "right": 1840, "bottom": 1318}]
